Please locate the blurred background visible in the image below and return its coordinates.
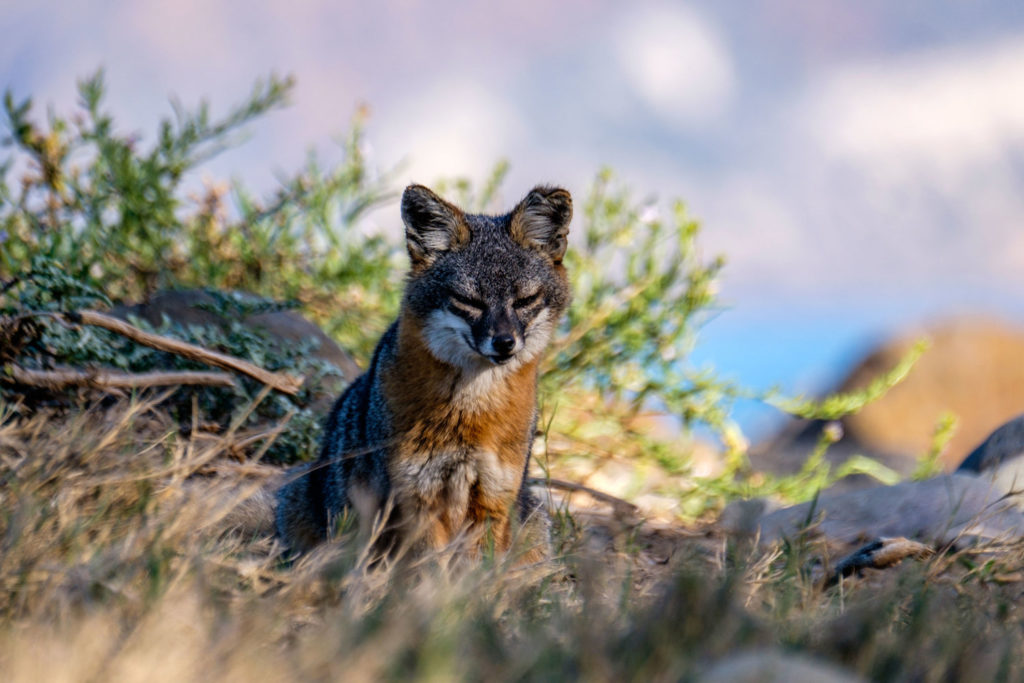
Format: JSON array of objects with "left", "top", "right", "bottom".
[{"left": 4, "top": 0, "right": 1024, "bottom": 458}]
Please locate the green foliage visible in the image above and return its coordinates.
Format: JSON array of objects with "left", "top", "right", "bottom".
[
  {"left": 1, "top": 254, "right": 111, "bottom": 313},
  {"left": 0, "top": 72, "right": 393, "bottom": 462},
  {"left": 913, "top": 411, "right": 958, "bottom": 480},
  {"left": 1, "top": 71, "right": 926, "bottom": 502},
  {"left": 2, "top": 72, "right": 292, "bottom": 296},
  {"left": 548, "top": 169, "right": 726, "bottom": 417},
  {"left": 1, "top": 70, "right": 398, "bottom": 355},
  {"left": 769, "top": 340, "right": 929, "bottom": 420}
]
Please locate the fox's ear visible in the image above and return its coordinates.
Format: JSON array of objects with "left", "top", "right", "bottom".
[
  {"left": 509, "top": 186, "right": 572, "bottom": 264},
  {"left": 401, "top": 185, "right": 470, "bottom": 270}
]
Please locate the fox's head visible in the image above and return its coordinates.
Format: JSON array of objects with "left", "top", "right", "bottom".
[{"left": 400, "top": 184, "right": 572, "bottom": 372}]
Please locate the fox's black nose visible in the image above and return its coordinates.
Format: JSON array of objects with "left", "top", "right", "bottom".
[{"left": 492, "top": 334, "right": 516, "bottom": 356}]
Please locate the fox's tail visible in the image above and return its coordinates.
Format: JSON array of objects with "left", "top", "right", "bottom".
[
  {"left": 214, "top": 484, "right": 278, "bottom": 538},
  {"left": 166, "top": 474, "right": 280, "bottom": 540}
]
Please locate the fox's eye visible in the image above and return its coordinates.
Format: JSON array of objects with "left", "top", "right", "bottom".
[
  {"left": 513, "top": 291, "right": 542, "bottom": 309},
  {"left": 448, "top": 291, "right": 484, "bottom": 317}
]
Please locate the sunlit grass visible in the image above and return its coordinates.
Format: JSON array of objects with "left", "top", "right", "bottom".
[{"left": 0, "top": 395, "right": 1021, "bottom": 681}]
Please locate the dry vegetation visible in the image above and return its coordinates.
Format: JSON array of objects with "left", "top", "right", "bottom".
[
  {"left": 5, "top": 72, "right": 1024, "bottom": 682},
  {"left": 1, "top": 394, "right": 1023, "bottom": 682}
]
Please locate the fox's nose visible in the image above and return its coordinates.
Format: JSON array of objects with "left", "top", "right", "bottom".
[{"left": 492, "top": 334, "right": 516, "bottom": 356}]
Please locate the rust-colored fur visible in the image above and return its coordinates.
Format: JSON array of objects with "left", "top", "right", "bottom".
[{"left": 382, "top": 312, "right": 540, "bottom": 552}]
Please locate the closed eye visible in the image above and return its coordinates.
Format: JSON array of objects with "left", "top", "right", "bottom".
[
  {"left": 448, "top": 291, "right": 485, "bottom": 316},
  {"left": 513, "top": 291, "right": 542, "bottom": 309}
]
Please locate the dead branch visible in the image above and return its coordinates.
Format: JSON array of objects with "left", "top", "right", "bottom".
[
  {"left": 68, "top": 310, "right": 303, "bottom": 395},
  {"left": 528, "top": 476, "right": 640, "bottom": 515},
  {"left": 824, "top": 536, "right": 934, "bottom": 588},
  {"left": 3, "top": 365, "right": 235, "bottom": 391}
]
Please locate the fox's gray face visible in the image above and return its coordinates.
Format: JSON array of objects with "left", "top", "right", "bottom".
[{"left": 401, "top": 184, "right": 572, "bottom": 371}]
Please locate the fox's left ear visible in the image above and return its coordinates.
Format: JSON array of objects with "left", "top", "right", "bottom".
[
  {"left": 509, "top": 186, "right": 572, "bottom": 264},
  {"left": 402, "top": 184, "right": 470, "bottom": 270}
]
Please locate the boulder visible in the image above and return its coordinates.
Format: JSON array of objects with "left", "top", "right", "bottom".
[
  {"left": 727, "top": 414, "right": 1024, "bottom": 548},
  {"left": 700, "top": 650, "right": 864, "bottom": 683},
  {"left": 957, "top": 413, "right": 1024, "bottom": 473},
  {"left": 749, "top": 474, "right": 1024, "bottom": 547},
  {"left": 956, "top": 413, "right": 1024, "bottom": 508},
  {"left": 755, "top": 317, "right": 1024, "bottom": 478}
]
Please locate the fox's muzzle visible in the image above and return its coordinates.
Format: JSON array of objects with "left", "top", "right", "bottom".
[{"left": 476, "top": 309, "right": 523, "bottom": 363}]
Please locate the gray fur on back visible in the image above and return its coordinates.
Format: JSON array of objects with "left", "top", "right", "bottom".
[{"left": 275, "top": 324, "right": 397, "bottom": 552}]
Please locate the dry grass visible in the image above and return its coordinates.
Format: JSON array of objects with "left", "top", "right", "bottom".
[{"left": 1, "top": 394, "right": 1023, "bottom": 682}]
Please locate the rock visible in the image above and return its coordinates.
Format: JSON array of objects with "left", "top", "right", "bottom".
[
  {"left": 752, "top": 421, "right": 907, "bottom": 490},
  {"left": 755, "top": 317, "right": 1024, "bottom": 478},
  {"left": 753, "top": 474, "right": 1024, "bottom": 547},
  {"left": 717, "top": 497, "right": 784, "bottom": 536},
  {"left": 700, "top": 650, "right": 864, "bottom": 683},
  {"left": 956, "top": 414, "right": 1024, "bottom": 507},
  {"left": 729, "top": 415, "right": 1024, "bottom": 546},
  {"left": 957, "top": 413, "right": 1024, "bottom": 473}
]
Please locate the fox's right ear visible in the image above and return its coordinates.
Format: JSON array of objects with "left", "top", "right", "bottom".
[
  {"left": 510, "top": 186, "right": 572, "bottom": 264},
  {"left": 401, "top": 184, "right": 470, "bottom": 270}
]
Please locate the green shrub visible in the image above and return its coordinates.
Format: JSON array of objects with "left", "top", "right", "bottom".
[{"left": 1, "top": 71, "right": 919, "bottom": 505}]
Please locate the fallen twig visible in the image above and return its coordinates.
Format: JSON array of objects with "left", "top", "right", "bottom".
[
  {"left": 68, "top": 310, "right": 303, "bottom": 395},
  {"left": 529, "top": 476, "right": 640, "bottom": 515},
  {"left": 824, "top": 536, "right": 934, "bottom": 588},
  {"left": 3, "top": 365, "right": 236, "bottom": 391}
]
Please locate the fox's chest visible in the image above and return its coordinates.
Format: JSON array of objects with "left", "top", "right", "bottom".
[
  {"left": 380, "top": 350, "right": 537, "bottom": 534},
  {"left": 389, "top": 444, "right": 523, "bottom": 515},
  {"left": 384, "top": 384, "right": 534, "bottom": 516}
]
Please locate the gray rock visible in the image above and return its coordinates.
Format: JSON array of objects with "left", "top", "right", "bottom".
[
  {"left": 754, "top": 474, "right": 1024, "bottom": 546},
  {"left": 717, "top": 497, "right": 784, "bottom": 536},
  {"left": 700, "top": 650, "right": 864, "bottom": 683},
  {"left": 112, "top": 289, "right": 361, "bottom": 381},
  {"left": 957, "top": 413, "right": 1024, "bottom": 473},
  {"left": 976, "top": 463, "right": 1024, "bottom": 508},
  {"left": 953, "top": 414, "right": 1024, "bottom": 507}
]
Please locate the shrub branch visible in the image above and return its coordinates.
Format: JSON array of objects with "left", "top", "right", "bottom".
[
  {"left": 529, "top": 476, "right": 639, "bottom": 516},
  {"left": 3, "top": 365, "right": 235, "bottom": 391},
  {"left": 68, "top": 310, "right": 303, "bottom": 395}
]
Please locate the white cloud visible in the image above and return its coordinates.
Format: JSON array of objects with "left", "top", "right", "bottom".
[
  {"left": 806, "top": 36, "right": 1024, "bottom": 183},
  {"left": 694, "top": 34, "right": 1024, "bottom": 301},
  {"left": 374, "top": 79, "right": 526, "bottom": 186},
  {"left": 614, "top": 3, "right": 734, "bottom": 126}
]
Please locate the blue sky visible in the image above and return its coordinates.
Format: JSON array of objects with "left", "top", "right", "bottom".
[{"left": 4, "top": 0, "right": 1024, "bottom": 438}]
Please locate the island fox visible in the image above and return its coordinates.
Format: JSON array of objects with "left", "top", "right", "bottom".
[{"left": 275, "top": 183, "right": 572, "bottom": 559}]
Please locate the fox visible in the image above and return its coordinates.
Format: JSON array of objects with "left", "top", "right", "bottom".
[{"left": 275, "top": 183, "right": 573, "bottom": 560}]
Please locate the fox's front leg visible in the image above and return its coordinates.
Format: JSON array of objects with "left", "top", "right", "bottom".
[{"left": 464, "top": 509, "right": 512, "bottom": 556}]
